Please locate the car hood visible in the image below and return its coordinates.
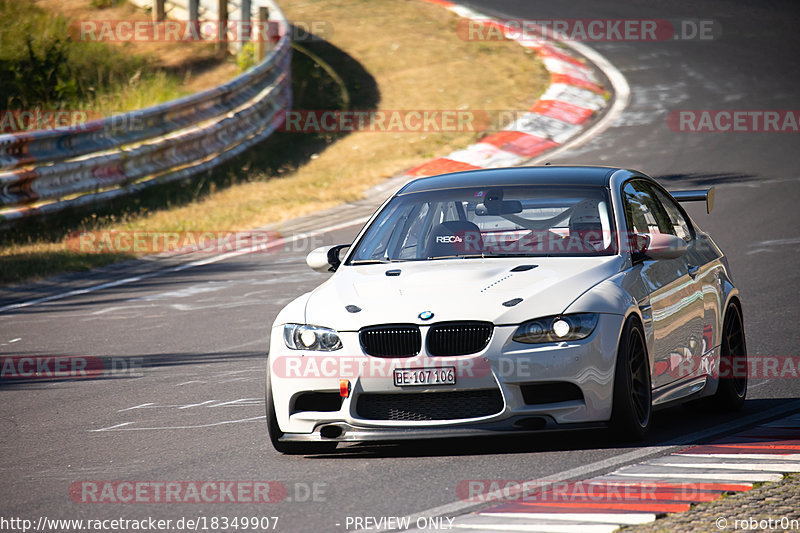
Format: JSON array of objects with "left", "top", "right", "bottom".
[{"left": 303, "top": 256, "right": 624, "bottom": 330}]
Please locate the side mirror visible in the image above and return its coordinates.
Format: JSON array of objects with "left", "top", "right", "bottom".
[
  {"left": 306, "top": 244, "right": 350, "bottom": 273},
  {"left": 631, "top": 233, "right": 688, "bottom": 261}
]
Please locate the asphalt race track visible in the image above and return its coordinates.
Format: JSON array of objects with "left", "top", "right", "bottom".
[{"left": 1, "top": 1, "right": 799, "bottom": 531}]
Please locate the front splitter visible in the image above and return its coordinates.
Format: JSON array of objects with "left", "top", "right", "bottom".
[{"left": 280, "top": 416, "right": 607, "bottom": 442}]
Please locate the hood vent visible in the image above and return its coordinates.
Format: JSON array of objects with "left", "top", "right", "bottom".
[
  {"left": 511, "top": 265, "right": 538, "bottom": 272},
  {"left": 345, "top": 305, "right": 362, "bottom": 313},
  {"left": 502, "top": 298, "right": 523, "bottom": 307}
]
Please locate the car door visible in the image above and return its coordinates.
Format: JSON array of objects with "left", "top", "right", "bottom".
[
  {"left": 623, "top": 180, "right": 704, "bottom": 390},
  {"left": 649, "top": 184, "right": 717, "bottom": 379}
]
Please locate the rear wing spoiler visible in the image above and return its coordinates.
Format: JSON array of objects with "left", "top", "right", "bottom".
[{"left": 670, "top": 187, "right": 715, "bottom": 214}]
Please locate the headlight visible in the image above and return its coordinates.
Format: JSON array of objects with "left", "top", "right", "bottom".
[
  {"left": 283, "top": 324, "right": 343, "bottom": 351},
  {"left": 512, "top": 313, "right": 599, "bottom": 344}
]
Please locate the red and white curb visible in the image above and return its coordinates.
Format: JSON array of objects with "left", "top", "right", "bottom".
[
  {"left": 406, "top": 0, "right": 611, "bottom": 178},
  {"left": 431, "top": 413, "right": 800, "bottom": 532}
]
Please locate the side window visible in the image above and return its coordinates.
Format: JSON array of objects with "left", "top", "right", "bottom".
[
  {"left": 623, "top": 181, "right": 668, "bottom": 235},
  {"left": 651, "top": 187, "right": 693, "bottom": 242}
]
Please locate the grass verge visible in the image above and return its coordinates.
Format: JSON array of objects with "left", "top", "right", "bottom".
[
  {"left": 2, "top": 0, "right": 239, "bottom": 118},
  {"left": 1, "top": 0, "right": 550, "bottom": 285}
]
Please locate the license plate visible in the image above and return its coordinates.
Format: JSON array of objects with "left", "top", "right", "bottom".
[{"left": 393, "top": 367, "right": 456, "bottom": 387}]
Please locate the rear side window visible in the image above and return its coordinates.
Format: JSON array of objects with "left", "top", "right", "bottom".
[{"left": 650, "top": 187, "right": 694, "bottom": 242}]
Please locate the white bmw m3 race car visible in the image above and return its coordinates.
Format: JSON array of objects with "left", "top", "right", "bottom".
[{"left": 266, "top": 166, "right": 747, "bottom": 454}]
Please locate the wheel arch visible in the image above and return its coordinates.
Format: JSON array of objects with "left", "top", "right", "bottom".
[
  {"left": 721, "top": 287, "right": 745, "bottom": 349},
  {"left": 621, "top": 307, "right": 650, "bottom": 369},
  {"left": 724, "top": 290, "right": 743, "bottom": 319}
]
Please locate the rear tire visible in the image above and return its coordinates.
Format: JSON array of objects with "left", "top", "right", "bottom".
[
  {"left": 610, "top": 318, "right": 652, "bottom": 441},
  {"left": 266, "top": 361, "right": 338, "bottom": 455},
  {"left": 710, "top": 302, "right": 747, "bottom": 411}
]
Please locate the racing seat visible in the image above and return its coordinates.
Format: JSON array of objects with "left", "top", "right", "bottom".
[
  {"left": 426, "top": 221, "right": 484, "bottom": 258},
  {"left": 568, "top": 200, "right": 606, "bottom": 251}
]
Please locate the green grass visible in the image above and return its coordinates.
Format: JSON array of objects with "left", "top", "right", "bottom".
[{"left": 0, "top": 0, "right": 184, "bottom": 114}]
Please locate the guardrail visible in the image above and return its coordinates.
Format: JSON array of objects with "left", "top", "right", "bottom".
[{"left": 0, "top": 0, "right": 291, "bottom": 226}]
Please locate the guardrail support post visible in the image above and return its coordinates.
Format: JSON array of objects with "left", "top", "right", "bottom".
[
  {"left": 154, "top": 0, "right": 165, "bottom": 21},
  {"left": 255, "top": 6, "right": 269, "bottom": 61},
  {"left": 241, "top": 0, "right": 252, "bottom": 42},
  {"left": 188, "top": 0, "right": 200, "bottom": 39},
  {"left": 216, "top": 0, "right": 229, "bottom": 57}
]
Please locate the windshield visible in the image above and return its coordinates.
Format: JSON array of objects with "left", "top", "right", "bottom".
[{"left": 348, "top": 185, "right": 617, "bottom": 263}]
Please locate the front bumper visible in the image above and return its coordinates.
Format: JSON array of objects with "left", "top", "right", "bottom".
[{"left": 268, "top": 314, "right": 625, "bottom": 441}]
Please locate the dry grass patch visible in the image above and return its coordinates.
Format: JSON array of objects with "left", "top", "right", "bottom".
[{"left": 33, "top": 0, "right": 240, "bottom": 101}]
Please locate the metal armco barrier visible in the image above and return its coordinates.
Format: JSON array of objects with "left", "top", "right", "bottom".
[{"left": 0, "top": 0, "right": 290, "bottom": 225}]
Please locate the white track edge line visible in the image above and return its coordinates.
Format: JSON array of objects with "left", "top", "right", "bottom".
[
  {"left": 478, "top": 512, "right": 656, "bottom": 525},
  {"left": 676, "top": 453, "right": 800, "bottom": 460},
  {"left": 452, "top": 522, "right": 619, "bottom": 533},
  {"left": 648, "top": 462, "right": 800, "bottom": 472}
]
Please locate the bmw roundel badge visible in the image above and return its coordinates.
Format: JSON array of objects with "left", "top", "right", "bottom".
[{"left": 418, "top": 311, "right": 434, "bottom": 320}]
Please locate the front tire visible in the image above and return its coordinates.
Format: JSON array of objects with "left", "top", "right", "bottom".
[
  {"left": 610, "top": 318, "right": 652, "bottom": 441},
  {"left": 266, "top": 361, "right": 337, "bottom": 455}
]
